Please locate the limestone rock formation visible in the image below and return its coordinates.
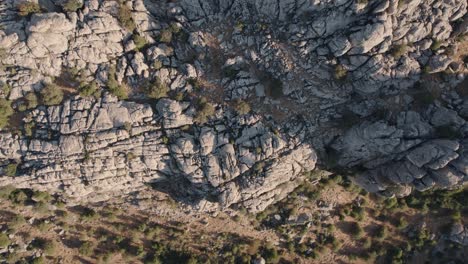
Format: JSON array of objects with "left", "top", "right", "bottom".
[{"left": 0, "top": 0, "right": 466, "bottom": 211}]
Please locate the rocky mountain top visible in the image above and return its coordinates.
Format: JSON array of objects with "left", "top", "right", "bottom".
[{"left": 0, "top": 0, "right": 467, "bottom": 212}]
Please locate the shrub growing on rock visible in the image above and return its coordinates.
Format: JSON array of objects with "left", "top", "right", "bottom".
[
  {"left": 133, "top": 34, "right": 148, "bottom": 51},
  {"left": 107, "top": 66, "right": 128, "bottom": 99},
  {"left": 334, "top": 64, "right": 347, "bottom": 80},
  {"left": 5, "top": 163, "right": 18, "bottom": 177},
  {"left": 63, "top": 0, "right": 83, "bottom": 12},
  {"left": 194, "top": 98, "right": 215, "bottom": 123},
  {"left": 0, "top": 99, "right": 13, "bottom": 129},
  {"left": 350, "top": 222, "right": 364, "bottom": 239},
  {"left": 25, "top": 92, "right": 38, "bottom": 109},
  {"left": 17, "top": 2, "right": 41, "bottom": 16},
  {"left": 117, "top": 2, "right": 136, "bottom": 32},
  {"left": 234, "top": 100, "right": 251, "bottom": 115},
  {"left": 79, "top": 241, "right": 95, "bottom": 256},
  {"left": 40, "top": 83, "right": 64, "bottom": 106},
  {"left": 0, "top": 233, "right": 10, "bottom": 248},
  {"left": 79, "top": 81, "right": 99, "bottom": 98},
  {"left": 391, "top": 44, "right": 408, "bottom": 59},
  {"left": 159, "top": 29, "right": 173, "bottom": 43},
  {"left": 145, "top": 77, "right": 168, "bottom": 99}
]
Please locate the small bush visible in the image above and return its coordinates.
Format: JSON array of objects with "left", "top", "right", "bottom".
[
  {"left": 0, "top": 233, "right": 10, "bottom": 248},
  {"left": 107, "top": 66, "right": 128, "bottom": 99},
  {"left": 79, "top": 241, "right": 95, "bottom": 256},
  {"left": 40, "top": 83, "right": 64, "bottom": 106},
  {"left": 159, "top": 29, "right": 173, "bottom": 43},
  {"left": 32, "top": 191, "right": 52, "bottom": 203},
  {"left": 0, "top": 99, "right": 13, "bottom": 128},
  {"left": 81, "top": 207, "right": 97, "bottom": 221},
  {"left": 1, "top": 83, "right": 11, "bottom": 97},
  {"left": 4, "top": 163, "right": 17, "bottom": 177},
  {"left": 79, "top": 81, "right": 99, "bottom": 98},
  {"left": 334, "top": 64, "right": 347, "bottom": 80},
  {"left": 431, "top": 39, "right": 442, "bottom": 51},
  {"left": 0, "top": 185, "right": 15, "bottom": 199},
  {"left": 63, "top": 0, "right": 83, "bottom": 12},
  {"left": 133, "top": 34, "right": 147, "bottom": 51},
  {"left": 391, "top": 44, "right": 407, "bottom": 59},
  {"left": 396, "top": 217, "right": 408, "bottom": 229},
  {"left": 145, "top": 77, "right": 168, "bottom": 99},
  {"left": 24, "top": 92, "right": 38, "bottom": 109},
  {"left": 118, "top": 3, "right": 136, "bottom": 31},
  {"left": 375, "top": 225, "right": 388, "bottom": 241},
  {"left": 17, "top": 2, "right": 41, "bottom": 16},
  {"left": 350, "top": 222, "right": 364, "bottom": 239},
  {"left": 234, "top": 100, "right": 251, "bottom": 115},
  {"left": 194, "top": 98, "right": 215, "bottom": 123}
]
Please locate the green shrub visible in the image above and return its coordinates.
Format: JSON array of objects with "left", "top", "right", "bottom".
[
  {"left": 107, "top": 66, "right": 128, "bottom": 99},
  {"left": 334, "top": 64, "right": 347, "bottom": 80},
  {"left": 79, "top": 81, "right": 99, "bottom": 98},
  {"left": 431, "top": 39, "right": 442, "bottom": 51},
  {"left": 0, "top": 185, "right": 15, "bottom": 199},
  {"left": 375, "top": 225, "right": 387, "bottom": 241},
  {"left": 4, "top": 163, "right": 17, "bottom": 177},
  {"left": 79, "top": 241, "right": 95, "bottom": 256},
  {"left": 32, "top": 191, "right": 52, "bottom": 203},
  {"left": 1, "top": 83, "right": 11, "bottom": 97},
  {"left": 391, "top": 44, "right": 407, "bottom": 59},
  {"left": 396, "top": 217, "right": 408, "bottom": 229},
  {"left": 194, "top": 98, "right": 215, "bottom": 123},
  {"left": 0, "top": 233, "right": 10, "bottom": 248},
  {"left": 25, "top": 92, "right": 38, "bottom": 109},
  {"left": 31, "top": 256, "right": 46, "bottom": 264},
  {"left": 350, "top": 222, "right": 364, "bottom": 239},
  {"left": 234, "top": 100, "right": 251, "bottom": 115},
  {"left": 81, "top": 207, "right": 97, "bottom": 221},
  {"left": 17, "top": 2, "right": 41, "bottom": 16},
  {"left": 0, "top": 99, "right": 13, "bottom": 128},
  {"left": 40, "top": 83, "right": 64, "bottom": 106},
  {"left": 145, "top": 77, "right": 168, "bottom": 99},
  {"left": 63, "top": 0, "right": 83, "bottom": 12},
  {"left": 159, "top": 29, "right": 172, "bottom": 43},
  {"left": 133, "top": 34, "right": 147, "bottom": 51},
  {"left": 117, "top": 2, "right": 136, "bottom": 31}
]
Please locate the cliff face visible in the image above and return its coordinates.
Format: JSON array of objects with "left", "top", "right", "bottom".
[{"left": 0, "top": 0, "right": 466, "bottom": 211}]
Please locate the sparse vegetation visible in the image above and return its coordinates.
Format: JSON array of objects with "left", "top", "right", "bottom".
[
  {"left": 0, "top": 233, "right": 10, "bottom": 248},
  {"left": 334, "top": 64, "right": 347, "bottom": 80},
  {"left": 4, "top": 163, "right": 18, "bottom": 177},
  {"left": 17, "top": 2, "right": 41, "bottom": 16},
  {"left": 133, "top": 34, "right": 148, "bottom": 51},
  {"left": 431, "top": 39, "right": 443, "bottom": 51},
  {"left": 79, "top": 81, "right": 99, "bottom": 98},
  {"left": 62, "top": 0, "right": 83, "bottom": 12},
  {"left": 40, "top": 83, "right": 64, "bottom": 106},
  {"left": 107, "top": 66, "right": 128, "bottom": 99},
  {"left": 0, "top": 98, "right": 13, "bottom": 128},
  {"left": 117, "top": 1, "right": 136, "bottom": 32},
  {"left": 25, "top": 92, "right": 38, "bottom": 109},
  {"left": 234, "top": 100, "right": 251, "bottom": 115},
  {"left": 391, "top": 44, "right": 408, "bottom": 59},
  {"left": 145, "top": 77, "right": 168, "bottom": 99},
  {"left": 159, "top": 29, "right": 173, "bottom": 43},
  {"left": 194, "top": 97, "right": 215, "bottom": 123}
]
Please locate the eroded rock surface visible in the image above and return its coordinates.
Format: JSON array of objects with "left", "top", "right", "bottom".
[{"left": 0, "top": 0, "right": 467, "bottom": 210}]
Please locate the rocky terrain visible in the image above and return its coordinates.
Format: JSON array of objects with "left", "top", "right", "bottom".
[{"left": 0, "top": 0, "right": 467, "bottom": 217}]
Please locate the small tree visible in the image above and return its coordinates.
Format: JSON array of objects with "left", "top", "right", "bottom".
[
  {"left": 234, "top": 100, "right": 251, "bottom": 115},
  {"left": 0, "top": 99, "right": 13, "bottom": 128},
  {"left": 79, "top": 81, "right": 99, "bottom": 98},
  {"left": 4, "top": 163, "right": 17, "bottom": 177},
  {"left": 0, "top": 233, "right": 10, "bottom": 248},
  {"left": 145, "top": 77, "right": 168, "bottom": 99},
  {"left": 63, "top": 0, "right": 83, "bottom": 12},
  {"left": 17, "top": 2, "right": 41, "bottom": 16},
  {"left": 40, "top": 83, "right": 64, "bottom": 106},
  {"left": 25, "top": 92, "right": 38, "bottom": 109},
  {"left": 194, "top": 98, "right": 215, "bottom": 123}
]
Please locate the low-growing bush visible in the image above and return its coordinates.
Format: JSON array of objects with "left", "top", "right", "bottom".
[
  {"left": 234, "top": 100, "right": 251, "bottom": 115},
  {"left": 334, "top": 64, "right": 347, "bottom": 80},
  {"left": 0, "top": 233, "right": 10, "bottom": 248},
  {"left": 40, "top": 83, "right": 64, "bottom": 106},
  {"left": 0, "top": 99, "right": 13, "bottom": 128},
  {"left": 133, "top": 34, "right": 148, "bottom": 51},
  {"left": 350, "top": 222, "right": 364, "bottom": 239},
  {"left": 17, "top": 2, "right": 41, "bottom": 16},
  {"left": 159, "top": 29, "right": 173, "bottom": 43},
  {"left": 391, "top": 44, "right": 407, "bottom": 59},
  {"left": 4, "top": 163, "right": 18, "bottom": 177},
  {"left": 194, "top": 98, "right": 215, "bottom": 123},
  {"left": 79, "top": 241, "right": 95, "bottom": 256},
  {"left": 145, "top": 77, "right": 168, "bottom": 99},
  {"left": 79, "top": 81, "right": 99, "bottom": 98},
  {"left": 117, "top": 2, "right": 136, "bottom": 31},
  {"left": 63, "top": 0, "right": 83, "bottom": 12},
  {"left": 107, "top": 66, "right": 128, "bottom": 99}
]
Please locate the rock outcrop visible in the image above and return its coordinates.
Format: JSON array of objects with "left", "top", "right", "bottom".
[{"left": 0, "top": 0, "right": 466, "bottom": 210}]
